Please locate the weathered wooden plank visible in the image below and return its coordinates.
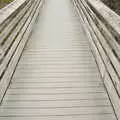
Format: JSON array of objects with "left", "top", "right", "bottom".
[
  {"left": 1, "top": 100, "right": 111, "bottom": 108},
  {"left": 73, "top": 0, "right": 120, "bottom": 119},
  {"left": 0, "top": 0, "right": 116, "bottom": 119},
  {"left": 82, "top": 0, "right": 120, "bottom": 79},
  {"left": 0, "top": 0, "right": 43, "bottom": 102},
  {"left": 0, "top": 115, "right": 116, "bottom": 120},
  {"left": 7, "top": 87, "right": 105, "bottom": 94},
  {"left": 0, "top": 0, "right": 28, "bottom": 25},
  {"left": 81, "top": 0, "right": 120, "bottom": 103},
  {"left": 0, "top": 11, "right": 16, "bottom": 32},
  {"left": 87, "top": 0, "right": 120, "bottom": 42},
  {"left": 83, "top": 1, "right": 120, "bottom": 61},
  {"left": 0, "top": 0, "right": 31, "bottom": 45},
  {"left": 72, "top": 0, "right": 106, "bottom": 78},
  {"left": 4, "top": 93, "right": 108, "bottom": 101},
  {"left": 0, "top": 107, "right": 113, "bottom": 116},
  {"left": 0, "top": 0, "right": 36, "bottom": 77},
  {"left": 1, "top": 0, "right": 32, "bottom": 51},
  {"left": 9, "top": 82, "right": 103, "bottom": 88},
  {"left": 104, "top": 72, "right": 120, "bottom": 119},
  {"left": 79, "top": 0, "right": 120, "bottom": 95}
]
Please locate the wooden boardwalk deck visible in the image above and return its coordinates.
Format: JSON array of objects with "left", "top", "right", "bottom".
[{"left": 0, "top": 0, "right": 117, "bottom": 119}]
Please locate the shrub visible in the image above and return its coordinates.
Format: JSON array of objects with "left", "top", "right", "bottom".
[{"left": 0, "top": 0, "right": 13, "bottom": 4}]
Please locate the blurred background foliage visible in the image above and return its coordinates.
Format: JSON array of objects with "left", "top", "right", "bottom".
[
  {"left": 0, "top": 0, "right": 13, "bottom": 3},
  {"left": 0, "top": 0, "right": 13, "bottom": 8}
]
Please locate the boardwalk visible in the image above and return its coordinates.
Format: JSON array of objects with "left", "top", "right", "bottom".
[{"left": 0, "top": 0, "right": 117, "bottom": 119}]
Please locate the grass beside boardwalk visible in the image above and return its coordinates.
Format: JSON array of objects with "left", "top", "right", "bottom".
[
  {"left": 101, "top": 0, "right": 120, "bottom": 15},
  {"left": 0, "top": 0, "right": 13, "bottom": 9}
]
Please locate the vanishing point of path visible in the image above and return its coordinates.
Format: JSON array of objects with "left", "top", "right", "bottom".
[{"left": 0, "top": 0, "right": 117, "bottom": 120}]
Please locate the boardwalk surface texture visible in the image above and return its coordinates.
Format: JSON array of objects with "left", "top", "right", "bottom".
[{"left": 0, "top": 0, "right": 117, "bottom": 120}]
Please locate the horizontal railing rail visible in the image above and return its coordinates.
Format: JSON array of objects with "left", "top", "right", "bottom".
[
  {"left": 72, "top": 0, "right": 120, "bottom": 119},
  {"left": 0, "top": 0, "right": 43, "bottom": 103},
  {"left": 0, "top": 0, "right": 28, "bottom": 26}
]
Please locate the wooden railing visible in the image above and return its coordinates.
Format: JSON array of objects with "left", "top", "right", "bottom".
[
  {"left": 0, "top": 0, "right": 43, "bottom": 102},
  {"left": 72, "top": 0, "right": 120, "bottom": 119}
]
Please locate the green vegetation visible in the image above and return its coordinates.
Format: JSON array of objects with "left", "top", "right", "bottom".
[
  {"left": 101, "top": 0, "right": 120, "bottom": 15},
  {"left": 0, "top": 0, "right": 13, "bottom": 8},
  {"left": 0, "top": 0, "right": 13, "bottom": 3}
]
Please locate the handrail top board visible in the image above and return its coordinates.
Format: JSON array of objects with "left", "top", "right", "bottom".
[
  {"left": 87, "top": 0, "right": 120, "bottom": 39},
  {"left": 0, "top": 0, "right": 27, "bottom": 25}
]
